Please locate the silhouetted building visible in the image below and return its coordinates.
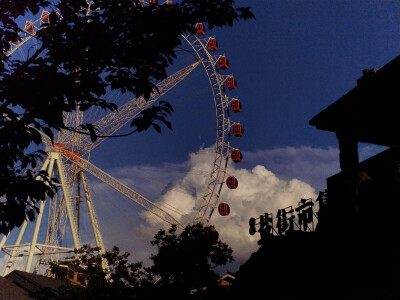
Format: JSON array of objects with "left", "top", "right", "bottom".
[
  {"left": 62, "top": 263, "right": 87, "bottom": 286},
  {"left": 308, "top": 53, "right": 400, "bottom": 297},
  {"left": 0, "top": 275, "right": 36, "bottom": 300},
  {"left": 309, "top": 54, "right": 400, "bottom": 237},
  {"left": 217, "top": 273, "right": 235, "bottom": 286},
  {"left": 2, "top": 270, "right": 64, "bottom": 300},
  {"left": 233, "top": 54, "right": 400, "bottom": 300}
]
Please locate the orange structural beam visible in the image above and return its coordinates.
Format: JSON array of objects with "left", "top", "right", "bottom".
[{"left": 54, "top": 143, "right": 82, "bottom": 161}]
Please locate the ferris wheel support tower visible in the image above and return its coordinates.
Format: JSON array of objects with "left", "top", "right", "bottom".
[
  {"left": 2, "top": 151, "right": 82, "bottom": 275},
  {"left": 0, "top": 62, "right": 197, "bottom": 275},
  {"left": 1, "top": 2, "right": 243, "bottom": 275}
]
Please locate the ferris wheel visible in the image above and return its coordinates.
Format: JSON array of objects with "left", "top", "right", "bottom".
[{"left": 0, "top": 1, "right": 244, "bottom": 275}]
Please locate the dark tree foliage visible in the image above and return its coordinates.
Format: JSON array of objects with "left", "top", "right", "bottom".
[
  {"left": 51, "top": 245, "right": 145, "bottom": 300},
  {"left": 50, "top": 225, "right": 233, "bottom": 299},
  {"left": 147, "top": 223, "right": 233, "bottom": 298},
  {"left": 0, "top": 0, "right": 254, "bottom": 235}
]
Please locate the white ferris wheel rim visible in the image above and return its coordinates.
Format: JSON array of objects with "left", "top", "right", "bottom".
[{"left": 6, "top": 7, "right": 232, "bottom": 227}]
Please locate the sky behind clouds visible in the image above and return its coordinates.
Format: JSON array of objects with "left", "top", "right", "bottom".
[{"left": 1, "top": 0, "right": 399, "bottom": 275}]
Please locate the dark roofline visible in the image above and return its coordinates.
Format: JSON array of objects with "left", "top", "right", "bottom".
[
  {"left": 0, "top": 276, "right": 35, "bottom": 300},
  {"left": 65, "top": 262, "right": 86, "bottom": 273},
  {"left": 5, "top": 270, "right": 65, "bottom": 291},
  {"left": 310, "top": 54, "right": 400, "bottom": 127},
  {"left": 309, "top": 54, "right": 400, "bottom": 146}
]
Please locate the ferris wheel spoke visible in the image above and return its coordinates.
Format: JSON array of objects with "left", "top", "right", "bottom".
[
  {"left": 58, "top": 149, "right": 185, "bottom": 229},
  {"left": 67, "top": 61, "right": 201, "bottom": 155}
]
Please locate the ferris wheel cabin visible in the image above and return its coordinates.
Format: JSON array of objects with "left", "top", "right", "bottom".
[
  {"left": 226, "top": 176, "right": 238, "bottom": 189},
  {"left": 232, "top": 123, "right": 244, "bottom": 137},
  {"left": 24, "top": 21, "right": 35, "bottom": 33},
  {"left": 196, "top": 23, "right": 206, "bottom": 36},
  {"left": 149, "top": 0, "right": 158, "bottom": 3},
  {"left": 218, "top": 203, "right": 231, "bottom": 216},
  {"left": 218, "top": 56, "right": 229, "bottom": 69},
  {"left": 230, "top": 98, "right": 242, "bottom": 112},
  {"left": 41, "top": 10, "right": 50, "bottom": 23},
  {"left": 207, "top": 38, "right": 218, "bottom": 51},
  {"left": 225, "top": 76, "right": 237, "bottom": 89},
  {"left": 231, "top": 149, "right": 243, "bottom": 163}
]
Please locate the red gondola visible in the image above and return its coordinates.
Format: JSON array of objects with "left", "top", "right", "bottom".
[
  {"left": 218, "top": 203, "right": 230, "bottom": 216},
  {"left": 230, "top": 98, "right": 242, "bottom": 112},
  {"left": 149, "top": 0, "right": 158, "bottom": 3},
  {"left": 207, "top": 38, "right": 218, "bottom": 51},
  {"left": 41, "top": 10, "right": 50, "bottom": 23},
  {"left": 24, "top": 21, "right": 35, "bottom": 33},
  {"left": 218, "top": 56, "right": 229, "bottom": 69},
  {"left": 226, "top": 176, "right": 238, "bottom": 189},
  {"left": 232, "top": 124, "right": 244, "bottom": 137},
  {"left": 231, "top": 149, "right": 243, "bottom": 163},
  {"left": 195, "top": 23, "right": 205, "bottom": 36},
  {"left": 225, "top": 76, "right": 237, "bottom": 89}
]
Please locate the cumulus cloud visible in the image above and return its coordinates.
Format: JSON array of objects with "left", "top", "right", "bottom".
[
  {"left": 2, "top": 144, "right": 383, "bottom": 273},
  {"left": 239, "top": 144, "right": 387, "bottom": 193},
  {"left": 241, "top": 146, "right": 340, "bottom": 192},
  {"left": 0, "top": 252, "right": 8, "bottom": 274},
  {"left": 0, "top": 245, "right": 32, "bottom": 275},
  {"left": 139, "top": 147, "right": 318, "bottom": 265}
]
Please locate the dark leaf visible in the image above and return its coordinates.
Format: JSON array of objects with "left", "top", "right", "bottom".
[
  {"left": 152, "top": 123, "right": 161, "bottom": 133},
  {"left": 38, "top": 127, "right": 52, "bottom": 143},
  {"left": 0, "top": 0, "right": 253, "bottom": 236},
  {"left": 27, "top": 209, "right": 35, "bottom": 221}
]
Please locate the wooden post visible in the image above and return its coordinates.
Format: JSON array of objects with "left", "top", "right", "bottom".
[{"left": 337, "top": 132, "right": 359, "bottom": 170}]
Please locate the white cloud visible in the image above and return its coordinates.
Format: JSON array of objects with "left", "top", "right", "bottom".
[
  {"left": 216, "top": 166, "right": 317, "bottom": 262},
  {"left": 240, "top": 144, "right": 387, "bottom": 193},
  {"left": 2, "top": 144, "right": 385, "bottom": 273},
  {"left": 242, "top": 146, "right": 340, "bottom": 192},
  {"left": 0, "top": 252, "right": 8, "bottom": 274},
  {"left": 139, "top": 147, "right": 318, "bottom": 265}
]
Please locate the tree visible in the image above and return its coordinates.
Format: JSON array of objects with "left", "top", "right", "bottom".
[
  {"left": 50, "top": 224, "right": 233, "bottom": 299},
  {"left": 0, "top": 0, "right": 254, "bottom": 235},
  {"left": 146, "top": 223, "right": 233, "bottom": 298},
  {"left": 50, "top": 245, "right": 145, "bottom": 299}
]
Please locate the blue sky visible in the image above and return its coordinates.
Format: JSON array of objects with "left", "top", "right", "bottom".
[
  {"left": 94, "top": 0, "right": 399, "bottom": 189},
  {"left": 81, "top": 0, "right": 400, "bottom": 269},
  {"left": 69, "top": 0, "right": 400, "bottom": 270},
  {"left": 1, "top": 0, "right": 399, "bottom": 274}
]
